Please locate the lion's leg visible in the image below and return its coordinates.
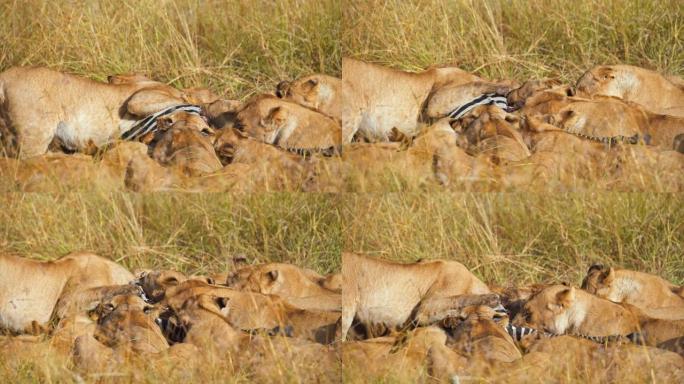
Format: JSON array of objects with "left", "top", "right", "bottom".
[
  {"left": 339, "top": 310, "right": 354, "bottom": 342},
  {"left": 16, "top": 120, "right": 58, "bottom": 158},
  {"left": 342, "top": 109, "right": 362, "bottom": 144}
]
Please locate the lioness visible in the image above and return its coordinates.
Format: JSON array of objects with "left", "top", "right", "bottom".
[
  {"left": 92, "top": 294, "right": 168, "bottom": 355},
  {"left": 0, "top": 67, "right": 204, "bottom": 157},
  {"left": 575, "top": 64, "right": 684, "bottom": 117},
  {"left": 225, "top": 262, "right": 340, "bottom": 311},
  {"left": 512, "top": 285, "right": 640, "bottom": 337},
  {"left": 164, "top": 293, "right": 244, "bottom": 354},
  {"left": 581, "top": 265, "right": 684, "bottom": 311},
  {"left": 229, "top": 94, "right": 341, "bottom": 149},
  {"left": 506, "top": 79, "right": 574, "bottom": 111},
  {"left": 276, "top": 74, "right": 341, "bottom": 121},
  {"left": 444, "top": 305, "right": 521, "bottom": 364},
  {"left": 537, "top": 95, "right": 684, "bottom": 149},
  {"left": 342, "top": 326, "right": 468, "bottom": 382},
  {"left": 342, "top": 57, "right": 481, "bottom": 143},
  {"left": 149, "top": 111, "right": 223, "bottom": 176},
  {"left": 340, "top": 253, "right": 490, "bottom": 340},
  {"left": 160, "top": 280, "right": 340, "bottom": 342},
  {"left": 0, "top": 252, "right": 133, "bottom": 334},
  {"left": 453, "top": 105, "right": 530, "bottom": 163}
]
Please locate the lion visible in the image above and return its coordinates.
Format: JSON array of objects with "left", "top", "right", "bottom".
[
  {"left": 512, "top": 285, "right": 641, "bottom": 337},
  {"left": 342, "top": 57, "right": 482, "bottom": 143},
  {"left": 581, "top": 265, "right": 684, "bottom": 311},
  {"left": 532, "top": 95, "right": 684, "bottom": 149},
  {"left": 211, "top": 126, "right": 318, "bottom": 191},
  {"left": 91, "top": 293, "right": 168, "bottom": 355},
  {"left": 491, "top": 283, "right": 551, "bottom": 321},
  {"left": 512, "top": 284, "right": 684, "bottom": 345},
  {"left": 225, "top": 262, "right": 341, "bottom": 311},
  {"left": 514, "top": 335, "right": 684, "bottom": 383},
  {"left": 149, "top": 111, "right": 223, "bottom": 176},
  {"left": 135, "top": 270, "right": 191, "bottom": 303},
  {"left": 276, "top": 74, "right": 341, "bottom": 121},
  {"left": 227, "top": 94, "right": 341, "bottom": 150},
  {"left": 506, "top": 79, "right": 575, "bottom": 111},
  {"left": 123, "top": 149, "right": 184, "bottom": 191},
  {"left": 0, "top": 67, "right": 210, "bottom": 157},
  {"left": 245, "top": 336, "right": 341, "bottom": 383},
  {"left": 0, "top": 141, "right": 174, "bottom": 193},
  {"left": 160, "top": 280, "right": 339, "bottom": 343},
  {"left": 50, "top": 283, "right": 141, "bottom": 354},
  {"left": 0, "top": 252, "right": 134, "bottom": 334},
  {"left": 339, "top": 121, "right": 494, "bottom": 190},
  {"left": 575, "top": 64, "right": 684, "bottom": 117},
  {"left": 443, "top": 305, "right": 521, "bottom": 364},
  {"left": 518, "top": 88, "right": 577, "bottom": 116},
  {"left": 72, "top": 333, "right": 121, "bottom": 373},
  {"left": 340, "top": 253, "right": 491, "bottom": 340},
  {"left": 452, "top": 105, "right": 530, "bottom": 164},
  {"left": 163, "top": 293, "right": 244, "bottom": 354},
  {"left": 544, "top": 97, "right": 648, "bottom": 139},
  {"left": 342, "top": 326, "right": 468, "bottom": 382}
]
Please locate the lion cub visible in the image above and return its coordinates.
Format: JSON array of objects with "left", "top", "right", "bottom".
[
  {"left": 149, "top": 111, "right": 222, "bottom": 176},
  {"left": 575, "top": 64, "right": 684, "bottom": 117},
  {"left": 444, "top": 305, "right": 521, "bottom": 366},
  {"left": 276, "top": 74, "right": 341, "bottom": 121},
  {"left": 512, "top": 285, "right": 640, "bottom": 337},
  {"left": 225, "top": 262, "right": 340, "bottom": 311},
  {"left": 582, "top": 265, "right": 684, "bottom": 312}
]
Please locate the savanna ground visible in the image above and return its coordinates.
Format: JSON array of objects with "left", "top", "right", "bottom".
[{"left": 1, "top": 0, "right": 683, "bottom": 382}]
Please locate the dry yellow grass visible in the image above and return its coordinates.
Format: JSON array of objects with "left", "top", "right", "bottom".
[
  {"left": 344, "top": 0, "right": 684, "bottom": 82},
  {"left": 0, "top": 0, "right": 341, "bottom": 98},
  {"left": 343, "top": 192, "right": 684, "bottom": 286}
]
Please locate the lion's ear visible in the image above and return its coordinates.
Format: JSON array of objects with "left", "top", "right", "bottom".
[
  {"left": 587, "top": 264, "right": 605, "bottom": 274},
  {"left": 303, "top": 78, "right": 318, "bottom": 91},
  {"left": 265, "top": 106, "right": 288, "bottom": 127},
  {"left": 556, "top": 287, "right": 576, "bottom": 308},
  {"left": 601, "top": 267, "right": 615, "bottom": 285},
  {"left": 163, "top": 275, "right": 180, "bottom": 286},
  {"left": 267, "top": 270, "right": 280, "bottom": 283}
]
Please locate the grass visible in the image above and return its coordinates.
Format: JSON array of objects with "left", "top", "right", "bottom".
[
  {"left": 343, "top": 0, "right": 684, "bottom": 82},
  {"left": 0, "top": 192, "right": 342, "bottom": 274},
  {"left": 343, "top": 192, "right": 684, "bottom": 286},
  {"left": 0, "top": 0, "right": 341, "bottom": 98},
  {"left": 0, "top": 192, "right": 680, "bottom": 285}
]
